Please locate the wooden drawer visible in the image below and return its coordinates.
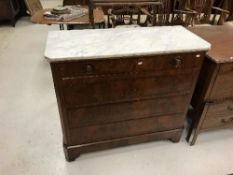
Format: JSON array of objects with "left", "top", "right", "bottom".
[
  {"left": 201, "top": 115, "right": 233, "bottom": 129},
  {"left": 201, "top": 101, "right": 233, "bottom": 129},
  {"left": 62, "top": 71, "right": 194, "bottom": 106},
  {"left": 56, "top": 53, "right": 203, "bottom": 77},
  {"left": 218, "top": 63, "right": 233, "bottom": 74},
  {"left": 69, "top": 114, "right": 184, "bottom": 145},
  {"left": 67, "top": 95, "right": 189, "bottom": 128},
  {"left": 134, "top": 53, "right": 203, "bottom": 72},
  {"left": 209, "top": 69, "right": 233, "bottom": 100},
  {"left": 205, "top": 100, "right": 233, "bottom": 119}
]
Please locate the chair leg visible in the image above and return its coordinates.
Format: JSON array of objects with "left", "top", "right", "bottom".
[
  {"left": 217, "top": 12, "right": 226, "bottom": 25},
  {"left": 11, "top": 17, "right": 16, "bottom": 27},
  {"left": 59, "top": 24, "right": 65, "bottom": 30}
]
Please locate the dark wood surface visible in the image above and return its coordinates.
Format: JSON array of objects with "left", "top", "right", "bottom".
[
  {"left": 50, "top": 51, "right": 205, "bottom": 161},
  {"left": 187, "top": 25, "right": 233, "bottom": 145},
  {"left": 0, "top": 0, "right": 20, "bottom": 26},
  {"left": 189, "top": 25, "right": 233, "bottom": 63}
]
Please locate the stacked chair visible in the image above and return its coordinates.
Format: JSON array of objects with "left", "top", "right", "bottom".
[{"left": 62, "top": 0, "right": 232, "bottom": 28}]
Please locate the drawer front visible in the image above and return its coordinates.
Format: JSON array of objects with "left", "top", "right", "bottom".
[
  {"left": 69, "top": 114, "right": 184, "bottom": 145},
  {"left": 201, "top": 115, "right": 233, "bottom": 129},
  {"left": 134, "top": 53, "right": 203, "bottom": 72},
  {"left": 67, "top": 95, "right": 189, "bottom": 128},
  {"left": 62, "top": 72, "right": 194, "bottom": 106},
  {"left": 218, "top": 63, "right": 233, "bottom": 74},
  {"left": 201, "top": 101, "right": 233, "bottom": 129},
  {"left": 209, "top": 72, "right": 233, "bottom": 100},
  {"left": 57, "top": 58, "right": 136, "bottom": 77},
  {"left": 205, "top": 101, "right": 233, "bottom": 119},
  {"left": 56, "top": 53, "right": 203, "bottom": 77}
]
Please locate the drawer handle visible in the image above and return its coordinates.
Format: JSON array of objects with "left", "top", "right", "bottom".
[
  {"left": 221, "top": 117, "right": 233, "bottom": 124},
  {"left": 227, "top": 106, "right": 233, "bottom": 111},
  {"left": 173, "top": 57, "right": 182, "bottom": 68},
  {"left": 84, "top": 64, "right": 95, "bottom": 73}
]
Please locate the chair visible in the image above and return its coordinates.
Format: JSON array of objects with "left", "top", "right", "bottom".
[
  {"left": 141, "top": 0, "right": 172, "bottom": 26},
  {"left": 108, "top": 6, "right": 143, "bottom": 28},
  {"left": 171, "top": 0, "right": 197, "bottom": 26},
  {"left": 189, "top": 0, "right": 213, "bottom": 24},
  {"left": 227, "top": 0, "right": 233, "bottom": 21},
  {"left": 186, "top": 0, "right": 229, "bottom": 25},
  {"left": 211, "top": 0, "right": 230, "bottom": 24}
]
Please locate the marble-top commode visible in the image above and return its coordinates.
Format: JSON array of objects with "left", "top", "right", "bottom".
[{"left": 45, "top": 26, "right": 211, "bottom": 61}]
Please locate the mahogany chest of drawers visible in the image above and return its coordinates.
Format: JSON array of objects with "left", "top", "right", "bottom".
[
  {"left": 45, "top": 27, "right": 210, "bottom": 161},
  {"left": 187, "top": 25, "right": 233, "bottom": 145}
]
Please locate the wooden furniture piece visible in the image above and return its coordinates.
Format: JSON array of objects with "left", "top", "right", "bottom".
[
  {"left": 187, "top": 25, "right": 233, "bottom": 145},
  {"left": 88, "top": 0, "right": 164, "bottom": 28},
  {"left": 226, "top": 0, "right": 233, "bottom": 21},
  {"left": 211, "top": 0, "right": 230, "bottom": 25},
  {"left": 63, "top": 0, "right": 88, "bottom": 5},
  {"left": 30, "top": 6, "right": 105, "bottom": 30},
  {"left": 24, "top": 0, "right": 43, "bottom": 15},
  {"left": 172, "top": 0, "right": 229, "bottom": 26},
  {"left": 107, "top": 1, "right": 164, "bottom": 27},
  {"left": 18, "top": 0, "right": 28, "bottom": 16},
  {"left": 171, "top": 0, "right": 197, "bottom": 26},
  {"left": 45, "top": 26, "right": 210, "bottom": 161},
  {"left": 0, "top": 0, "right": 20, "bottom": 26}
]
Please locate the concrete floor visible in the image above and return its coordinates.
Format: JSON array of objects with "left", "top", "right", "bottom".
[{"left": 1, "top": 1, "right": 233, "bottom": 175}]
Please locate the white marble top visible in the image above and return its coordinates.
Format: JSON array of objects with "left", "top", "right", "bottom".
[{"left": 45, "top": 26, "right": 211, "bottom": 62}]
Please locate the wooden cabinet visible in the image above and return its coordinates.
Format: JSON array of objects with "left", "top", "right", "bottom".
[
  {"left": 45, "top": 27, "right": 210, "bottom": 161},
  {"left": 0, "top": 0, "right": 20, "bottom": 26},
  {"left": 187, "top": 26, "right": 233, "bottom": 145},
  {"left": 50, "top": 53, "right": 204, "bottom": 161}
]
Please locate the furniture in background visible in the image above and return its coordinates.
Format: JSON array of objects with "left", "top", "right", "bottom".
[
  {"left": 24, "top": 0, "right": 43, "bottom": 15},
  {"left": 187, "top": 25, "right": 233, "bottom": 145},
  {"left": 18, "top": 0, "right": 28, "bottom": 16},
  {"left": 107, "top": 0, "right": 168, "bottom": 27},
  {"left": 63, "top": 0, "right": 88, "bottom": 5},
  {"left": 211, "top": 0, "right": 230, "bottom": 25},
  {"left": 30, "top": 6, "right": 105, "bottom": 30},
  {"left": 88, "top": 0, "right": 165, "bottom": 28},
  {"left": 173, "top": 0, "right": 229, "bottom": 26},
  {"left": 226, "top": 0, "right": 233, "bottom": 21},
  {"left": 171, "top": 0, "right": 197, "bottom": 26},
  {"left": 0, "top": 0, "right": 20, "bottom": 26},
  {"left": 45, "top": 26, "right": 210, "bottom": 161},
  {"left": 63, "top": 0, "right": 232, "bottom": 27}
]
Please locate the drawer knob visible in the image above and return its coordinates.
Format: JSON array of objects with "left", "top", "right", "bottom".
[
  {"left": 173, "top": 57, "right": 182, "bottom": 68},
  {"left": 137, "top": 61, "right": 143, "bottom": 66},
  {"left": 85, "top": 64, "right": 94, "bottom": 73}
]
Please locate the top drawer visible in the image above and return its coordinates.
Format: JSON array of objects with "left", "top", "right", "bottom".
[
  {"left": 56, "top": 52, "right": 204, "bottom": 77},
  {"left": 218, "top": 63, "right": 233, "bottom": 74},
  {"left": 209, "top": 63, "right": 233, "bottom": 101}
]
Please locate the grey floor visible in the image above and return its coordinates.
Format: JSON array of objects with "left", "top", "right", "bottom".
[{"left": 1, "top": 1, "right": 233, "bottom": 175}]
